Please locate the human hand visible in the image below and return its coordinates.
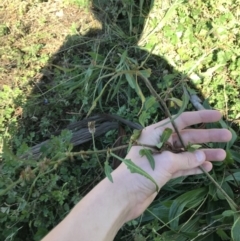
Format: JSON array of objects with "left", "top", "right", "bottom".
[{"left": 112, "top": 110, "right": 232, "bottom": 221}]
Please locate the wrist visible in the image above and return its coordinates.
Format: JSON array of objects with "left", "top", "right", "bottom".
[
  {"left": 107, "top": 168, "right": 137, "bottom": 222},
  {"left": 111, "top": 162, "right": 158, "bottom": 221}
]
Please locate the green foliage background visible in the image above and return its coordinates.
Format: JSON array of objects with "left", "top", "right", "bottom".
[{"left": 1, "top": 0, "right": 240, "bottom": 240}]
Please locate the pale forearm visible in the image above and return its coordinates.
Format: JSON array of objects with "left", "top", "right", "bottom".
[{"left": 42, "top": 170, "right": 133, "bottom": 241}]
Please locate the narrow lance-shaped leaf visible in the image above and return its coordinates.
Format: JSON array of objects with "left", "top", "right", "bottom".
[
  {"left": 226, "top": 127, "right": 237, "bottom": 150},
  {"left": 116, "top": 50, "right": 128, "bottom": 70},
  {"left": 156, "top": 128, "right": 173, "bottom": 149},
  {"left": 125, "top": 72, "right": 146, "bottom": 115},
  {"left": 104, "top": 160, "right": 113, "bottom": 183},
  {"left": 123, "top": 158, "right": 159, "bottom": 192},
  {"left": 169, "top": 187, "right": 207, "bottom": 230},
  {"left": 125, "top": 73, "right": 136, "bottom": 89},
  {"left": 186, "top": 144, "right": 202, "bottom": 153},
  {"left": 139, "top": 149, "right": 155, "bottom": 170},
  {"left": 134, "top": 77, "right": 146, "bottom": 115},
  {"left": 224, "top": 172, "right": 240, "bottom": 182},
  {"left": 230, "top": 150, "right": 240, "bottom": 163},
  {"left": 110, "top": 152, "right": 159, "bottom": 192},
  {"left": 87, "top": 51, "right": 105, "bottom": 62},
  {"left": 168, "top": 97, "right": 183, "bottom": 108},
  {"left": 51, "top": 64, "right": 76, "bottom": 72},
  {"left": 231, "top": 216, "right": 240, "bottom": 241},
  {"left": 160, "top": 128, "right": 173, "bottom": 143},
  {"left": 110, "top": 76, "right": 122, "bottom": 100},
  {"left": 87, "top": 74, "right": 116, "bottom": 117},
  {"left": 216, "top": 229, "right": 231, "bottom": 240}
]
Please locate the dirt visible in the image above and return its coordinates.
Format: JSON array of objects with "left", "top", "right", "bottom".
[{"left": 0, "top": 0, "right": 101, "bottom": 87}]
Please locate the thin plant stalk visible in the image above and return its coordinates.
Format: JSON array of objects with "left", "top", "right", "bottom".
[{"left": 92, "top": 132, "right": 103, "bottom": 170}]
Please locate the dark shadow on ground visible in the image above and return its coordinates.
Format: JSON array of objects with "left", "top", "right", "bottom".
[{"left": 18, "top": 0, "right": 181, "bottom": 147}]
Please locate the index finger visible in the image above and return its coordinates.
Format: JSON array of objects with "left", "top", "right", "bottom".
[{"left": 155, "top": 110, "right": 222, "bottom": 130}]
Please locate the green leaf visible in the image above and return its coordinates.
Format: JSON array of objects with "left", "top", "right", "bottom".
[
  {"left": 138, "top": 110, "right": 149, "bottom": 127},
  {"left": 176, "top": 86, "right": 190, "bottom": 115},
  {"left": 130, "top": 129, "right": 142, "bottom": 143},
  {"left": 216, "top": 181, "right": 234, "bottom": 200},
  {"left": 160, "top": 128, "right": 173, "bottom": 143},
  {"left": 179, "top": 216, "right": 201, "bottom": 233},
  {"left": 231, "top": 216, "right": 240, "bottom": 241},
  {"left": 144, "top": 96, "right": 157, "bottom": 110},
  {"left": 87, "top": 74, "right": 116, "bottom": 117},
  {"left": 87, "top": 51, "right": 104, "bottom": 62},
  {"left": 156, "top": 86, "right": 190, "bottom": 128},
  {"left": 230, "top": 150, "right": 240, "bottom": 163},
  {"left": 201, "top": 64, "right": 225, "bottom": 77},
  {"left": 123, "top": 159, "right": 159, "bottom": 192},
  {"left": 168, "top": 97, "right": 183, "bottom": 107},
  {"left": 139, "top": 149, "right": 155, "bottom": 170},
  {"left": 104, "top": 161, "right": 113, "bottom": 183},
  {"left": 227, "top": 127, "right": 237, "bottom": 149},
  {"left": 225, "top": 172, "right": 240, "bottom": 182},
  {"left": 169, "top": 187, "right": 207, "bottom": 230},
  {"left": 156, "top": 142, "right": 163, "bottom": 149},
  {"left": 125, "top": 73, "right": 136, "bottom": 89},
  {"left": 222, "top": 210, "right": 235, "bottom": 217},
  {"left": 134, "top": 80, "right": 146, "bottom": 115},
  {"left": 186, "top": 144, "right": 202, "bottom": 152},
  {"left": 216, "top": 229, "right": 230, "bottom": 241},
  {"left": 139, "top": 68, "right": 151, "bottom": 78},
  {"left": 117, "top": 50, "right": 127, "bottom": 69},
  {"left": 33, "top": 227, "right": 49, "bottom": 241},
  {"left": 51, "top": 64, "right": 76, "bottom": 73},
  {"left": 224, "top": 149, "right": 235, "bottom": 166},
  {"left": 219, "top": 119, "right": 229, "bottom": 129},
  {"left": 156, "top": 128, "right": 173, "bottom": 149},
  {"left": 125, "top": 73, "right": 146, "bottom": 115},
  {"left": 110, "top": 76, "right": 122, "bottom": 100}
]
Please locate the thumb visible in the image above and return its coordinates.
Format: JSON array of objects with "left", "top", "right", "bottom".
[{"left": 171, "top": 150, "right": 206, "bottom": 172}]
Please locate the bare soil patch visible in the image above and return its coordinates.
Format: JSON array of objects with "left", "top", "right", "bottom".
[{"left": 0, "top": 0, "right": 100, "bottom": 87}]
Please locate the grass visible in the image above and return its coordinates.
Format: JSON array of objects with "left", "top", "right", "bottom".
[{"left": 1, "top": 0, "right": 240, "bottom": 240}]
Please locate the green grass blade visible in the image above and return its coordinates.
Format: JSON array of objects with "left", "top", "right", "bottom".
[{"left": 169, "top": 187, "right": 207, "bottom": 230}]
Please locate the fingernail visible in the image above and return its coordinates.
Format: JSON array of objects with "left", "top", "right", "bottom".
[{"left": 195, "top": 151, "right": 205, "bottom": 163}]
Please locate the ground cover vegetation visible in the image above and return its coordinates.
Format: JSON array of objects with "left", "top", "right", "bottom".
[{"left": 1, "top": 0, "right": 240, "bottom": 240}]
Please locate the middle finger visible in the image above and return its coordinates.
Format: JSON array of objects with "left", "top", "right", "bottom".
[{"left": 172, "top": 129, "right": 232, "bottom": 148}]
